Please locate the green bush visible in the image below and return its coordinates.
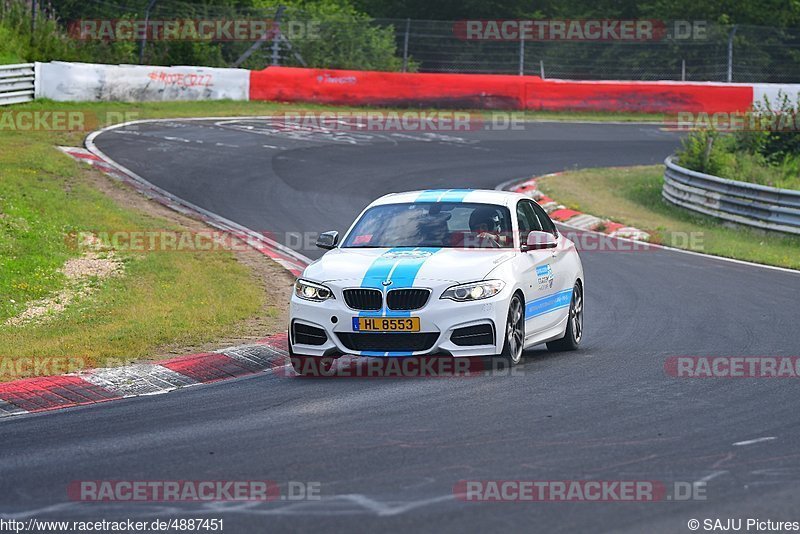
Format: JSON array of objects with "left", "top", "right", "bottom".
[
  {"left": 248, "top": 0, "right": 411, "bottom": 71},
  {"left": 0, "top": 2, "right": 79, "bottom": 64},
  {"left": 1, "top": 0, "right": 409, "bottom": 71},
  {"left": 676, "top": 91, "right": 800, "bottom": 189},
  {"left": 676, "top": 128, "right": 730, "bottom": 176},
  {"left": 742, "top": 92, "right": 800, "bottom": 163},
  {"left": 0, "top": 24, "right": 26, "bottom": 64}
]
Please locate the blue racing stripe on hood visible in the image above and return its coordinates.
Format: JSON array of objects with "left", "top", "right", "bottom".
[
  {"left": 385, "top": 247, "right": 440, "bottom": 289},
  {"left": 415, "top": 190, "right": 444, "bottom": 203},
  {"left": 356, "top": 248, "right": 441, "bottom": 356},
  {"left": 359, "top": 248, "right": 441, "bottom": 319},
  {"left": 438, "top": 189, "right": 472, "bottom": 202},
  {"left": 356, "top": 249, "right": 439, "bottom": 357},
  {"left": 414, "top": 189, "right": 472, "bottom": 203},
  {"left": 360, "top": 351, "right": 414, "bottom": 357},
  {"left": 359, "top": 248, "right": 440, "bottom": 291},
  {"left": 359, "top": 247, "right": 405, "bottom": 291}
]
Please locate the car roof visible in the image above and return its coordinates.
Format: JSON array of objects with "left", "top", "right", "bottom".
[{"left": 369, "top": 189, "right": 525, "bottom": 208}]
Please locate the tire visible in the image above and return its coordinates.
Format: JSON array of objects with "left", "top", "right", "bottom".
[
  {"left": 546, "top": 282, "right": 583, "bottom": 352},
  {"left": 493, "top": 293, "right": 525, "bottom": 368}
]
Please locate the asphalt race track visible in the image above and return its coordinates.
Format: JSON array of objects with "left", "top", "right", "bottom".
[{"left": 2, "top": 120, "right": 800, "bottom": 533}]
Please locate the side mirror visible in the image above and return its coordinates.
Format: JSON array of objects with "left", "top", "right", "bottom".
[
  {"left": 521, "top": 231, "right": 557, "bottom": 252},
  {"left": 315, "top": 231, "right": 339, "bottom": 250}
]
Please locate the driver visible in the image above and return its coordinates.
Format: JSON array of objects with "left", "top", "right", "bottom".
[{"left": 468, "top": 206, "right": 503, "bottom": 248}]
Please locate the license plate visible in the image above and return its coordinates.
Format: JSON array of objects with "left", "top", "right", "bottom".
[{"left": 352, "top": 317, "right": 420, "bottom": 332}]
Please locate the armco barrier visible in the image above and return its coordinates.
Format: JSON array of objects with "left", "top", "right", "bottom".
[
  {"left": 0, "top": 63, "right": 36, "bottom": 106},
  {"left": 663, "top": 156, "right": 800, "bottom": 235},
  {"left": 249, "top": 66, "right": 759, "bottom": 113},
  {"left": 36, "top": 62, "right": 249, "bottom": 102}
]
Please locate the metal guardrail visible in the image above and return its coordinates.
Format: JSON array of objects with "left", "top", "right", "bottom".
[
  {"left": 0, "top": 63, "right": 35, "bottom": 106},
  {"left": 663, "top": 156, "right": 800, "bottom": 235}
]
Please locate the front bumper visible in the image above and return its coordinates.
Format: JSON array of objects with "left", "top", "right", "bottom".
[{"left": 289, "top": 289, "right": 510, "bottom": 357}]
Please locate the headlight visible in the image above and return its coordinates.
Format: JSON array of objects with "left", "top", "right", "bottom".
[
  {"left": 295, "top": 279, "right": 335, "bottom": 302},
  {"left": 441, "top": 280, "right": 505, "bottom": 302}
]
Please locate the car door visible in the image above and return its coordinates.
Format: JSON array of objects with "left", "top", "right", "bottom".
[
  {"left": 526, "top": 200, "right": 574, "bottom": 332},
  {"left": 514, "top": 200, "right": 560, "bottom": 336}
]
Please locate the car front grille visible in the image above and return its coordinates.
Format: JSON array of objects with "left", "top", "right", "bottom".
[
  {"left": 336, "top": 333, "right": 438, "bottom": 352},
  {"left": 343, "top": 289, "right": 382, "bottom": 310},
  {"left": 386, "top": 289, "right": 430, "bottom": 311}
]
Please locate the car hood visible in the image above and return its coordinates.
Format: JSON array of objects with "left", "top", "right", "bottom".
[{"left": 303, "top": 247, "right": 515, "bottom": 286}]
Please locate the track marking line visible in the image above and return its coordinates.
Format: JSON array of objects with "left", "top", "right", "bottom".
[
  {"left": 733, "top": 436, "right": 777, "bottom": 446},
  {"left": 695, "top": 470, "right": 729, "bottom": 484}
]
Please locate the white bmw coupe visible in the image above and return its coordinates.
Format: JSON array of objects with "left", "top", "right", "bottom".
[{"left": 289, "top": 189, "right": 584, "bottom": 375}]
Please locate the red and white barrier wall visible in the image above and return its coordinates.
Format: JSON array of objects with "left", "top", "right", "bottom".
[
  {"left": 249, "top": 66, "right": 765, "bottom": 113},
  {"left": 37, "top": 61, "right": 249, "bottom": 101},
  {"left": 34, "top": 61, "right": 800, "bottom": 113}
]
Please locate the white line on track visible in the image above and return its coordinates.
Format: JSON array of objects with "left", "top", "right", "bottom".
[
  {"left": 695, "top": 470, "right": 729, "bottom": 484},
  {"left": 732, "top": 436, "right": 777, "bottom": 446}
]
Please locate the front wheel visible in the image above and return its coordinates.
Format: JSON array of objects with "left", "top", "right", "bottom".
[
  {"left": 494, "top": 293, "right": 525, "bottom": 368},
  {"left": 546, "top": 282, "right": 583, "bottom": 352}
]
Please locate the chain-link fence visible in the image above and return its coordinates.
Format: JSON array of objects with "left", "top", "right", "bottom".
[
  {"left": 28, "top": 0, "right": 800, "bottom": 82},
  {"left": 374, "top": 19, "right": 800, "bottom": 82}
]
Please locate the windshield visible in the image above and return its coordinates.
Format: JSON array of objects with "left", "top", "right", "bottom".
[{"left": 342, "top": 202, "right": 513, "bottom": 249}]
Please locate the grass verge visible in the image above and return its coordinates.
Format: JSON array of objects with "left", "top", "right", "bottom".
[
  {"left": 0, "top": 100, "right": 313, "bottom": 380},
  {"left": 537, "top": 165, "right": 800, "bottom": 270},
  {"left": 5, "top": 98, "right": 667, "bottom": 124}
]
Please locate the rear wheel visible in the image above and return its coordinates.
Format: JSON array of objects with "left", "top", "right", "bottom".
[{"left": 546, "top": 282, "right": 583, "bottom": 352}]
